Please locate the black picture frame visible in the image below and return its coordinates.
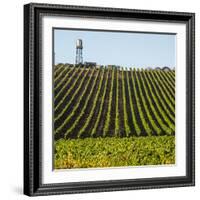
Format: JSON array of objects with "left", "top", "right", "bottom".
[{"left": 24, "top": 3, "right": 195, "bottom": 196}]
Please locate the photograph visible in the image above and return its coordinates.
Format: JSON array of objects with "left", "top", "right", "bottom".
[
  {"left": 53, "top": 29, "right": 176, "bottom": 169},
  {"left": 24, "top": 3, "right": 195, "bottom": 196}
]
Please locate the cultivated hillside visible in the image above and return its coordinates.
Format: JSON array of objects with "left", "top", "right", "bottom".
[{"left": 53, "top": 64, "right": 175, "bottom": 140}]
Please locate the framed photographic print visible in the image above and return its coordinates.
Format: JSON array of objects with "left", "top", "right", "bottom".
[{"left": 24, "top": 3, "right": 195, "bottom": 196}]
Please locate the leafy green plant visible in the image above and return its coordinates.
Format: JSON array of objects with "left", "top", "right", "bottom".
[
  {"left": 54, "top": 67, "right": 82, "bottom": 109},
  {"left": 156, "top": 70, "right": 175, "bottom": 98},
  {"left": 103, "top": 68, "right": 115, "bottom": 136},
  {"left": 145, "top": 70, "right": 175, "bottom": 123},
  {"left": 115, "top": 69, "right": 120, "bottom": 136},
  {"left": 54, "top": 65, "right": 68, "bottom": 83},
  {"left": 130, "top": 69, "right": 152, "bottom": 135},
  {"left": 55, "top": 68, "right": 95, "bottom": 134},
  {"left": 91, "top": 69, "right": 109, "bottom": 136},
  {"left": 168, "top": 70, "right": 175, "bottom": 81},
  {"left": 63, "top": 69, "right": 100, "bottom": 138},
  {"left": 54, "top": 64, "right": 64, "bottom": 77},
  {"left": 54, "top": 68, "right": 90, "bottom": 122},
  {"left": 54, "top": 66, "right": 73, "bottom": 91},
  {"left": 135, "top": 69, "right": 161, "bottom": 135},
  {"left": 54, "top": 65, "right": 175, "bottom": 138},
  {"left": 78, "top": 69, "right": 105, "bottom": 137},
  {"left": 150, "top": 71, "right": 175, "bottom": 113},
  {"left": 153, "top": 71, "right": 175, "bottom": 106},
  {"left": 122, "top": 68, "right": 131, "bottom": 136},
  {"left": 140, "top": 69, "right": 173, "bottom": 134},
  {"left": 125, "top": 70, "right": 141, "bottom": 135},
  {"left": 55, "top": 136, "right": 175, "bottom": 169}
]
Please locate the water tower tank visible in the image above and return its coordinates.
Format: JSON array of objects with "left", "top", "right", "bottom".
[{"left": 76, "top": 39, "right": 83, "bottom": 49}]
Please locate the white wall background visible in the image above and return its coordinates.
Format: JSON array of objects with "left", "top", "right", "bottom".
[{"left": 0, "top": 0, "right": 198, "bottom": 199}]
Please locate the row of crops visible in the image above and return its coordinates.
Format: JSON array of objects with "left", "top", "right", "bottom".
[{"left": 53, "top": 64, "right": 175, "bottom": 140}]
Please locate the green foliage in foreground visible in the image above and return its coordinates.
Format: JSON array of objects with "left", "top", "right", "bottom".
[{"left": 54, "top": 136, "right": 175, "bottom": 169}]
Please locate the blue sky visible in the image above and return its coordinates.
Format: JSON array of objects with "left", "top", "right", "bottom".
[{"left": 54, "top": 29, "right": 176, "bottom": 68}]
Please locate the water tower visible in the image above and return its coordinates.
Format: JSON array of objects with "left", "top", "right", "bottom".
[{"left": 75, "top": 39, "right": 83, "bottom": 65}]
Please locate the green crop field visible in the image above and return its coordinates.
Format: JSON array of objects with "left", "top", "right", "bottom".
[{"left": 53, "top": 64, "right": 175, "bottom": 169}]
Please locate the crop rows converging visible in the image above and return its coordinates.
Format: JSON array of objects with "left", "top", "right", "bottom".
[{"left": 53, "top": 65, "right": 175, "bottom": 140}]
